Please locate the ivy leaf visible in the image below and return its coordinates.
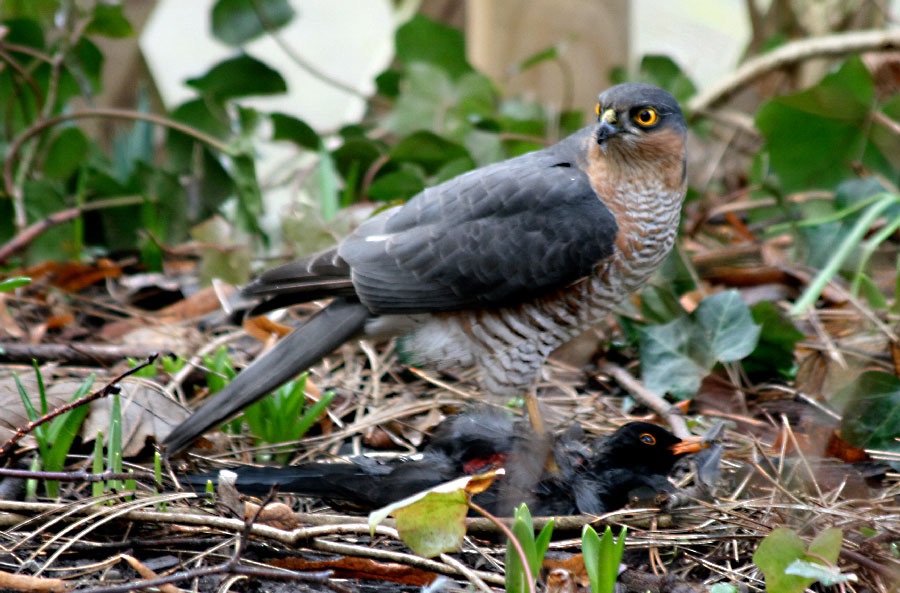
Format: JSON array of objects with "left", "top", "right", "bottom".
[
  {"left": 386, "top": 63, "right": 496, "bottom": 140},
  {"left": 835, "top": 371, "right": 900, "bottom": 464},
  {"left": 211, "top": 0, "right": 295, "bottom": 45},
  {"left": 186, "top": 54, "right": 287, "bottom": 101},
  {"left": 640, "top": 291, "right": 761, "bottom": 398},
  {"left": 395, "top": 14, "right": 472, "bottom": 79},
  {"left": 86, "top": 3, "right": 134, "bottom": 38},
  {"left": 695, "top": 290, "right": 761, "bottom": 362},
  {"left": 756, "top": 58, "right": 896, "bottom": 191},
  {"left": 271, "top": 113, "right": 321, "bottom": 150},
  {"left": 753, "top": 528, "right": 812, "bottom": 593},
  {"left": 639, "top": 316, "right": 712, "bottom": 399},
  {"left": 44, "top": 127, "right": 89, "bottom": 180},
  {"left": 368, "top": 166, "right": 427, "bottom": 202},
  {"left": 610, "top": 55, "right": 696, "bottom": 103},
  {"left": 390, "top": 131, "right": 470, "bottom": 175},
  {"left": 743, "top": 302, "right": 804, "bottom": 378},
  {"left": 754, "top": 527, "right": 844, "bottom": 593}
]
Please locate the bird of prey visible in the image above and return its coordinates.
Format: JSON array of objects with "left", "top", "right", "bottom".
[
  {"left": 181, "top": 410, "right": 706, "bottom": 516},
  {"left": 163, "top": 83, "right": 688, "bottom": 455}
]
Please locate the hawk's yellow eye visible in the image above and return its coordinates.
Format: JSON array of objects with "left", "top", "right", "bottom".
[
  {"left": 639, "top": 433, "right": 657, "bottom": 445},
  {"left": 595, "top": 103, "right": 601, "bottom": 116},
  {"left": 633, "top": 107, "right": 659, "bottom": 127}
]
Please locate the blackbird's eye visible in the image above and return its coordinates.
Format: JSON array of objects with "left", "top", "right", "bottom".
[
  {"left": 639, "top": 432, "right": 657, "bottom": 445},
  {"left": 633, "top": 107, "right": 659, "bottom": 127}
]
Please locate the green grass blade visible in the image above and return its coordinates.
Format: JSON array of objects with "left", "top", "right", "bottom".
[
  {"left": 791, "top": 194, "right": 898, "bottom": 315},
  {"left": 15, "top": 373, "right": 48, "bottom": 458},
  {"left": 92, "top": 431, "right": 104, "bottom": 499},
  {"left": 582, "top": 525, "right": 602, "bottom": 592}
]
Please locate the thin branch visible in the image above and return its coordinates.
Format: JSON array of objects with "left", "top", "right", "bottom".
[
  {"left": 596, "top": 361, "right": 690, "bottom": 439},
  {"left": 689, "top": 28, "right": 900, "bottom": 114},
  {"left": 3, "top": 108, "right": 233, "bottom": 232},
  {"left": 0, "top": 354, "right": 158, "bottom": 459},
  {"left": 0, "top": 195, "right": 146, "bottom": 264}
]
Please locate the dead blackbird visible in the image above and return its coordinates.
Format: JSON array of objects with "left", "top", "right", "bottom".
[{"left": 181, "top": 411, "right": 705, "bottom": 516}]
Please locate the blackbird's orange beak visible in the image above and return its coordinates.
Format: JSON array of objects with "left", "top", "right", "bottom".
[{"left": 669, "top": 436, "right": 708, "bottom": 456}]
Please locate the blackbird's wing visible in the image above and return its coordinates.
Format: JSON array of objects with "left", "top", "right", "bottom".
[
  {"left": 183, "top": 454, "right": 459, "bottom": 510},
  {"left": 244, "top": 126, "right": 617, "bottom": 315}
]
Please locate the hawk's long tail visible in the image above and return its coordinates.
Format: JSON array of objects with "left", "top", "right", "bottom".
[{"left": 163, "top": 298, "right": 371, "bottom": 456}]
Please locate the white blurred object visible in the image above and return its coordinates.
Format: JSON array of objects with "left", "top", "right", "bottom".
[
  {"left": 631, "top": 0, "right": 749, "bottom": 89},
  {"left": 140, "top": 0, "right": 395, "bottom": 131}
]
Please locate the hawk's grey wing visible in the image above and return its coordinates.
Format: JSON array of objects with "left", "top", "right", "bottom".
[{"left": 339, "top": 126, "right": 617, "bottom": 313}]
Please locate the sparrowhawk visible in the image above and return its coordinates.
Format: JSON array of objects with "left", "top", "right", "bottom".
[{"left": 163, "top": 82, "right": 688, "bottom": 455}]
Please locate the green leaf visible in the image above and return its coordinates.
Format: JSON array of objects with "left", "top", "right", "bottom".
[
  {"left": 807, "top": 527, "right": 844, "bottom": 568},
  {"left": 211, "top": 0, "right": 294, "bottom": 45},
  {"left": 332, "top": 136, "right": 386, "bottom": 186},
  {"left": 390, "top": 131, "right": 470, "bottom": 175},
  {"left": 66, "top": 38, "right": 104, "bottom": 95},
  {"left": 835, "top": 371, "right": 900, "bottom": 460},
  {"left": 43, "top": 127, "right": 89, "bottom": 180},
  {"left": 743, "top": 302, "right": 804, "bottom": 378},
  {"left": 0, "top": 277, "right": 31, "bottom": 292},
  {"left": 186, "top": 54, "right": 287, "bottom": 101},
  {"left": 582, "top": 525, "right": 626, "bottom": 593},
  {"left": 228, "top": 152, "right": 265, "bottom": 236},
  {"left": 506, "top": 504, "right": 545, "bottom": 593},
  {"left": 368, "top": 167, "right": 427, "bottom": 202},
  {"left": 639, "top": 291, "right": 761, "bottom": 397},
  {"left": 271, "top": 113, "right": 320, "bottom": 150},
  {"left": 611, "top": 55, "right": 696, "bottom": 104},
  {"left": 533, "top": 520, "right": 554, "bottom": 574},
  {"left": 694, "top": 290, "right": 761, "bottom": 362},
  {"left": 92, "top": 430, "right": 104, "bottom": 498},
  {"left": 386, "top": 63, "right": 496, "bottom": 139},
  {"left": 15, "top": 374, "right": 47, "bottom": 457},
  {"left": 753, "top": 528, "right": 812, "bottom": 593},
  {"left": 20, "top": 179, "right": 71, "bottom": 263},
  {"left": 42, "top": 377, "right": 93, "bottom": 476},
  {"left": 756, "top": 58, "right": 889, "bottom": 192},
  {"left": 637, "top": 55, "right": 697, "bottom": 103},
  {"left": 369, "top": 475, "right": 484, "bottom": 558},
  {"left": 86, "top": 3, "right": 134, "bottom": 38},
  {"left": 640, "top": 285, "right": 686, "bottom": 324},
  {"left": 639, "top": 316, "right": 711, "bottom": 398},
  {"left": 395, "top": 14, "right": 472, "bottom": 79},
  {"left": 754, "top": 528, "right": 844, "bottom": 593}
]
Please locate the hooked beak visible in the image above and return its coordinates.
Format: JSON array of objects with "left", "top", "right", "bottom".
[
  {"left": 596, "top": 108, "right": 620, "bottom": 142},
  {"left": 669, "top": 436, "right": 708, "bottom": 456}
]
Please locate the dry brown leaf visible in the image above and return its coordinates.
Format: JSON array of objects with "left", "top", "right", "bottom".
[
  {"left": 270, "top": 555, "right": 437, "bottom": 586},
  {"left": 245, "top": 501, "right": 299, "bottom": 530}
]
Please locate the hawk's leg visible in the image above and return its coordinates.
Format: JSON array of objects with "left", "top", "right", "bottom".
[{"left": 524, "top": 387, "right": 559, "bottom": 472}]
